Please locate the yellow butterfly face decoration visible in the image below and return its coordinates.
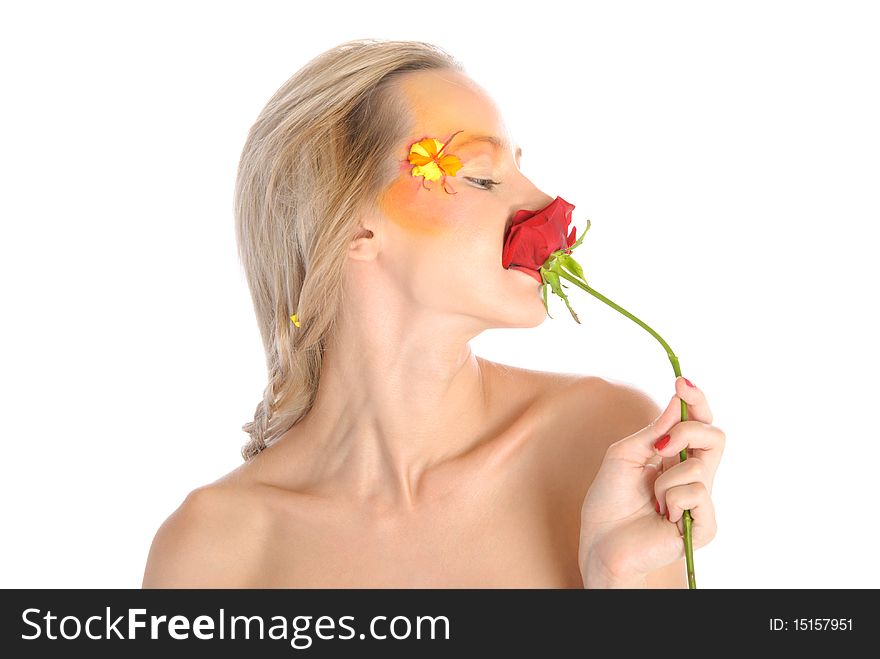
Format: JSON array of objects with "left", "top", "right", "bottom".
[{"left": 407, "top": 129, "right": 464, "bottom": 195}]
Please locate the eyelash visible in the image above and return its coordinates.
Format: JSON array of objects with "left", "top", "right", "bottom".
[{"left": 466, "top": 177, "right": 501, "bottom": 191}]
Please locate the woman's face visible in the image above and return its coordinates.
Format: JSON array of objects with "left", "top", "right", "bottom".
[{"left": 368, "top": 69, "right": 557, "bottom": 329}]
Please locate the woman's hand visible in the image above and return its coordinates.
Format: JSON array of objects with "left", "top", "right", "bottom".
[{"left": 578, "top": 377, "right": 725, "bottom": 587}]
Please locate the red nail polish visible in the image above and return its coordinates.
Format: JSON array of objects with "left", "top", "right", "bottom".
[
  {"left": 654, "top": 499, "right": 660, "bottom": 514},
  {"left": 665, "top": 509, "right": 670, "bottom": 520},
  {"left": 683, "top": 377, "right": 695, "bottom": 388},
  {"left": 653, "top": 434, "right": 671, "bottom": 450}
]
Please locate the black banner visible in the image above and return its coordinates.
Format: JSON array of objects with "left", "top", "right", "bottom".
[{"left": 0, "top": 589, "right": 871, "bottom": 655}]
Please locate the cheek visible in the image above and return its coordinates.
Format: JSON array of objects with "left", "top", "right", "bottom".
[
  {"left": 378, "top": 176, "right": 502, "bottom": 270},
  {"left": 380, "top": 176, "right": 467, "bottom": 237}
]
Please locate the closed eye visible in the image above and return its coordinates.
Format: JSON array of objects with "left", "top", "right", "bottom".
[{"left": 465, "top": 177, "right": 501, "bottom": 190}]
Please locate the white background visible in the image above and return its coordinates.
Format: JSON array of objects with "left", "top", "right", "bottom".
[{"left": 2, "top": 0, "right": 878, "bottom": 588}]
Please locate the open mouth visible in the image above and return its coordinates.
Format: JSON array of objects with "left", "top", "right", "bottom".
[{"left": 503, "top": 221, "right": 541, "bottom": 284}]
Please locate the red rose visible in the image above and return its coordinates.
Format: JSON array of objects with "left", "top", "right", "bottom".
[{"left": 502, "top": 196, "right": 577, "bottom": 283}]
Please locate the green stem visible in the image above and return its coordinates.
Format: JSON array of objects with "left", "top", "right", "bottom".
[{"left": 556, "top": 268, "right": 696, "bottom": 589}]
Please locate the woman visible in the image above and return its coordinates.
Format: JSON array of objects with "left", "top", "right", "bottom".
[{"left": 142, "top": 39, "right": 724, "bottom": 588}]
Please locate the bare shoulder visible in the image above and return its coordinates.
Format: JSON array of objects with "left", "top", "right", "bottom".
[
  {"left": 487, "top": 358, "right": 660, "bottom": 431},
  {"left": 142, "top": 481, "right": 267, "bottom": 588},
  {"left": 552, "top": 371, "right": 660, "bottom": 433},
  {"left": 481, "top": 357, "right": 662, "bottom": 461},
  {"left": 585, "top": 376, "right": 663, "bottom": 441}
]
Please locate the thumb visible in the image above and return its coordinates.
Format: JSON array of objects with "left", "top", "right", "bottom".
[{"left": 610, "top": 393, "right": 682, "bottom": 464}]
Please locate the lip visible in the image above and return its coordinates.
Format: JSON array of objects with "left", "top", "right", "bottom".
[{"left": 509, "top": 265, "right": 543, "bottom": 284}]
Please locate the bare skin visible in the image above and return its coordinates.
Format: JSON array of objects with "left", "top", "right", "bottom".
[
  {"left": 143, "top": 68, "right": 721, "bottom": 588},
  {"left": 143, "top": 363, "right": 672, "bottom": 587}
]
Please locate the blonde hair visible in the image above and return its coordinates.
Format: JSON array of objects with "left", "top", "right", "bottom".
[{"left": 235, "top": 39, "right": 464, "bottom": 461}]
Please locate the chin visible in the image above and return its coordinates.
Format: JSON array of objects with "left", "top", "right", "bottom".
[
  {"left": 495, "top": 267, "right": 545, "bottom": 326},
  {"left": 505, "top": 289, "right": 549, "bottom": 328},
  {"left": 529, "top": 294, "right": 550, "bottom": 326}
]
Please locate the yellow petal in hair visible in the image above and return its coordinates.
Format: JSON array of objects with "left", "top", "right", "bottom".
[
  {"left": 408, "top": 130, "right": 464, "bottom": 193},
  {"left": 289, "top": 313, "right": 300, "bottom": 327}
]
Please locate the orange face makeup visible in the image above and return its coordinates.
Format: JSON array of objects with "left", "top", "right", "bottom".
[
  {"left": 378, "top": 130, "right": 472, "bottom": 236},
  {"left": 379, "top": 174, "right": 448, "bottom": 236}
]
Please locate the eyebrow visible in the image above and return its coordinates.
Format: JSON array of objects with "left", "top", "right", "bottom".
[{"left": 454, "top": 134, "right": 523, "bottom": 160}]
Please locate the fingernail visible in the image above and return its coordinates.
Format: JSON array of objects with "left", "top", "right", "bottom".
[
  {"left": 653, "top": 434, "right": 671, "bottom": 451},
  {"left": 665, "top": 509, "right": 670, "bottom": 520},
  {"left": 654, "top": 499, "right": 661, "bottom": 514},
  {"left": 683, "top": 377, "right": 695, "bottom": 388}
]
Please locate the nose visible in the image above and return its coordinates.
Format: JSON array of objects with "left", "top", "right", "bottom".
[
  {"left": 531, "top": 191, "right": 557, "bottom": 212},
  {"left": 516, "top": 190, "right": 557, "bottom": 217},
  {"left": 520, "top": 174, "right": 557, "bottom": 212}
]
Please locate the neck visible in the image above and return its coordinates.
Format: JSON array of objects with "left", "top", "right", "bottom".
[{"left": 288, "top": 304, "right": 493, "bottom": 509}]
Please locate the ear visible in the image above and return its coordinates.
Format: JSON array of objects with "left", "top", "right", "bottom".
[{"left": 348, "top": 208, "right": 381, "bottom": 261}]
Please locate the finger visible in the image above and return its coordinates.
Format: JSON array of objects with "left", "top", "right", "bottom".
[
  {"left": 675, "top": 376, "right": 713, "bottom": 424},
  {"left": 608, "top": 392, "right": 683, "bottom": 464},
  {"left": 660, "top": 445, "right": 700, "bottom": 479},
  {"left": 659, "top": 377, "right": 712, "bottom": 472},
  {"left": 654, "top": 420, "right": 726, "bottom": 484},
  {"left": 664, "top": 481, "right": 717, "bottom": 549},
  {"left": 653, "top": 456, "right": 709, "bottom": 516},
  {"left": 660, "top": 447, "right": 694, "bottom": 475}
]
